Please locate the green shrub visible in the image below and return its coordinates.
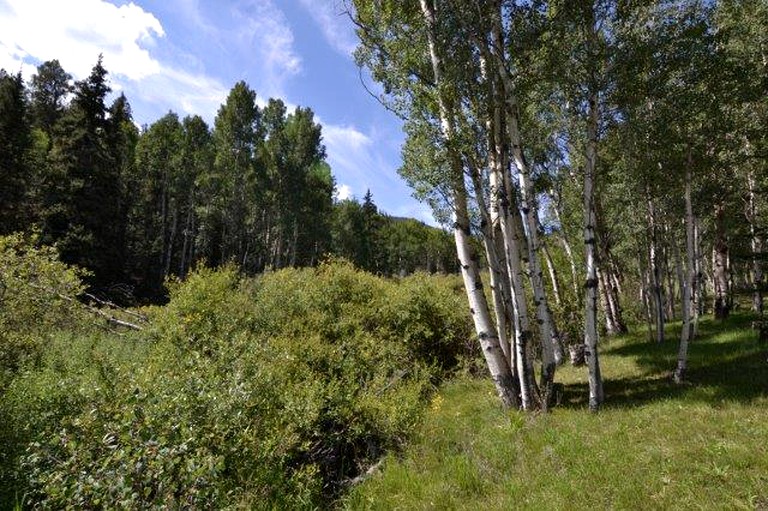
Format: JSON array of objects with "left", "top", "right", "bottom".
[
  {"left": 0, "top": 234, "right": 88, "bottom": 390},
  {"left": 13, "top": 261, "right": 474, "bottom": 509}
]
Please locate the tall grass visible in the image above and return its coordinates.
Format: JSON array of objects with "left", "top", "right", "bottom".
[{"left": 343, "top": 314, "right": 768, "bottom": 510}]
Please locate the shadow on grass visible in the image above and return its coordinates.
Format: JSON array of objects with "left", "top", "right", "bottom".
[{"left": 559, "top": 313, "right": 768, "bottom": 410}]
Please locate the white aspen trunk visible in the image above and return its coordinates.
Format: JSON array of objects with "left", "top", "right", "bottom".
[
  {"left": 598, "top": 267, "right": 617, "bottom": 335},
  {"left": 674, "top": 154, "right": 696, "bottom": 383},
  {"left": 179, "top": 204, "right": 192, "bottom": 278},
  {"left": 486, "top": 235, "right": 513, "bottom": 365},
  {"left": 713, "top": 203, "right": 729, "bottom": 320},
  {"left": 609, "top": 257, "right": 624, "bottom": 297},
  {"left": 290, "top": 220, "right": 298, "bottom": 267},
  {"left": 648, "top": 197, "right": 665, "bottom": 343},
  {"left": 483, "top": 18, "right": 536, "bottom": 409},
  {"left": 693, "top": 217, "right": 701, "bottom": 336},
  {"left": 583, "top": 92, "right": 604, "bottom": 411},
  {"left": 542, "top": 241, "right": 562, "bottom": 306},
  {"left": 490, "top": 57, "right": 557, "bottom": 402},
  {"left": 605, "top": 267, "right": 627, "bottom": 333},
  {"left": 561, "top": 234, "right": 580, "bottom": 302},
  {"left": 548, "top": 192, "right": 581, "bottom": 303},
  {"left": 747, "top": 170, "right": 764, "bottom": 315},
  {"left": 420, "top": 0, "right": 518, "bottom": 408},
  {"left": 514, "top": 135, "right": 557, "bottom": 403},
  {"left": 640, "top": 254, "right": 654, "bottom": 342},
  {"left": 502, "top": 192, "right": 537, "bottom": 409},
  {"left": 483, "top": 74, "right": 513, "bottom": 366},
  {"left": 471, "top": 155, "right": 512, "bottom": 367},
  {"left": 664, "top": 239, "right": 676, "bottom": 321}
]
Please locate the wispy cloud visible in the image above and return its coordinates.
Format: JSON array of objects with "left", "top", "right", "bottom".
[
  {"left": 231, "top": 0, "right": 301, "bottom": 96},
  {"left": 298, "top": 0, "right": 358, "bottom": 56},
  {"left": 322, "top": 122, "right": 421, "bottom": 215}
]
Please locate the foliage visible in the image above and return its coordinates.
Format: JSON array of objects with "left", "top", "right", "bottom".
[
  {"left": 331, "top": 193, "right": 456, "bottom": 276},
  {"left": 0, "top": 234, "right": 87, "bottom": 390},
  {"left": 4, "top": 261, "right": 473, "bottom": 509},
  {"left": 0, "top": 69, "right": 33, "bottom": 235}
]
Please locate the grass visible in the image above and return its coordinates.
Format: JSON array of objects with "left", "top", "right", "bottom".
[{"left": 342, "top": 313, "right": 768, "bottom": 510}]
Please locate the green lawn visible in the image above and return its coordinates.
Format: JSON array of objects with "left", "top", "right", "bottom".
[{"left": 343, "top": 314, "right": 768, "bottom": 510}]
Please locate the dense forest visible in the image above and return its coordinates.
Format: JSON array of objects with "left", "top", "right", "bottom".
[
  {"left": 0, "top": 57, "right": 456, "bottom": 300},
  {"left": 1, "top": 0, "right": 767, "bottom": 508}
]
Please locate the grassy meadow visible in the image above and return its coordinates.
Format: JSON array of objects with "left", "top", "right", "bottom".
[{"left": 343, "top": 314, "right": 768, "bottom": 510}]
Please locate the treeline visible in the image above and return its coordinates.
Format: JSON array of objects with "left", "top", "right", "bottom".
[{"left": 0, "top": 57, "right": 455, "bottom": 300}]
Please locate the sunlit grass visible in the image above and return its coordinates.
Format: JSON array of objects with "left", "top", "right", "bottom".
[{"left": 343, "top": 314, "right": 768, "bottom": 510}]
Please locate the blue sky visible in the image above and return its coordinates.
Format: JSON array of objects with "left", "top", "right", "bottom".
[{"left": 0, "top": 0, "right": 434, "bottom": 222}]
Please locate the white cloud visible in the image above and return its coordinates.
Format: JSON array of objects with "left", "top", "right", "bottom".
[
  {"left": 0, "top": 0, "right": 163, "bottom": 80},
  {"left": 0, "top": 0, "right": 230, "bottom": 123},
  {"left": 335, "top": 183, "right": 352, "bottom": 201},
  {"left": 298, "top": 0, "right": 358, "bottom": 56}
]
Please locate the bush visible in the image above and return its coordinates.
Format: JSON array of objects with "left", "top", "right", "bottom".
[
  {"left": 13, "top": 261, "right": 474, "bottom": 509},
  {"left": 0, "top": 234, "right": 88, "bottom": 390}
]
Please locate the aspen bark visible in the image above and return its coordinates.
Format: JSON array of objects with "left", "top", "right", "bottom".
[
  {"left": 713, "top": 203, "right": 730, "bottom": 320},
  {"left": 598, "top": 267, "right": 618, "bottom": 334},
  {"left": 469, "top": 156, "right": 512, "bottom": 366},
  {"left": 542, "top": 239, "right": 562, "bottom": 306},
  {"left": 747, "top": 170, "right": 764, "bottom": 315},
  {"left": 648, "top": 197, "right": 665, "bottom": 342},
  {"left": 693, "top": 217, "right": 701, "bottom": 336},
  {"left": 502, "top": 192, "right": 537, "bottom": 409},
  {"left": 605, "top": 266, "right": 627, "bottom": 333},
  {"left": 479, "top": 14, "right": 538, "bottom": 409},
  {"left": 583, "top": 92, "right": 604, "bottom": 410},
  {"left": 485, "top": 47, "right": 557, "bottom": 402},
  {"left": 420, "top": 0, "right": 518, "bottom": 408},
  {"left": 674, "top": 154, "right": 695, "bottom": 383},
  {"left": 548, "top": 188, "right": 581, "bottom": 303}
]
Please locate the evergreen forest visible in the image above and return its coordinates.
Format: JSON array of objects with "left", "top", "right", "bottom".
[
  {"left": 1, "top": 0, "right": 767, "bottom": 509},
  {"left": 0, "top": 57, "right": 456, "bottom": 301}
]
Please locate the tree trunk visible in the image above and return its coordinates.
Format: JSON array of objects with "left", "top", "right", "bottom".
[
  {"left": 179, "top": 204, "right": 193, "bottom": 278},
  {"left": 420, "top": 0, "right": 518, "bottom": 409},
  {"left": 648, "top": 197, "right": 665, "bottom": 342},
  {"left": 605, "top": 266, "right": 627, "bottom": 333},
  {"left": 470, "top": 154, "right": 513, "bottom": 367},
  {"left": 502, "top": 191, "right": 537, "bottom": 409},
  {"left": 748, "top": 170, "right": 764, "bottom": 315},
  {"left": 583, "top": 91, "right": 604, "bottom": 411},
  {"left": 484, "top": 86, "right": 514, "bottom": 366},
  {"left": 542, "top": 240, "right": 562, "bottom": 306},
  {"left": 640, "top": 255, "right": 654, "bottom": 342},
  {"left": 548, "top": 189, "right": 581, "bottom": 304},
  {"left": 664, "top": 237, "right": 676, "bottom": 321},
  {"left": 713, "top": 203, "right": 730, "bottom": 320},
  {"left": 598, "top": 267, "right": 618, "bottom": 335},
  {"left": 674, "top": 151, "right": 696, "bottom": 383}
]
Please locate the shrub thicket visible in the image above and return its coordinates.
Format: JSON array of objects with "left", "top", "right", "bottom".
[
  {"left": 1, "top": 255, "right": 473, "bottom": 509},
  {"left": 0, "top": 234, "right": 88, "bottom": 389}
]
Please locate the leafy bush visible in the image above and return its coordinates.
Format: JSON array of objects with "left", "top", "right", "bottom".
[
  {"left": 0, "top": 233, "right": 88, "bottom": 390},
  {"left": 12, "top": 261, "right": 474, "bottom": 509}
]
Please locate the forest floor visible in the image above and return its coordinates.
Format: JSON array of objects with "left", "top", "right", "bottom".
[{"left": 342, "top": 313, "right": 768, "bottom": 510}]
